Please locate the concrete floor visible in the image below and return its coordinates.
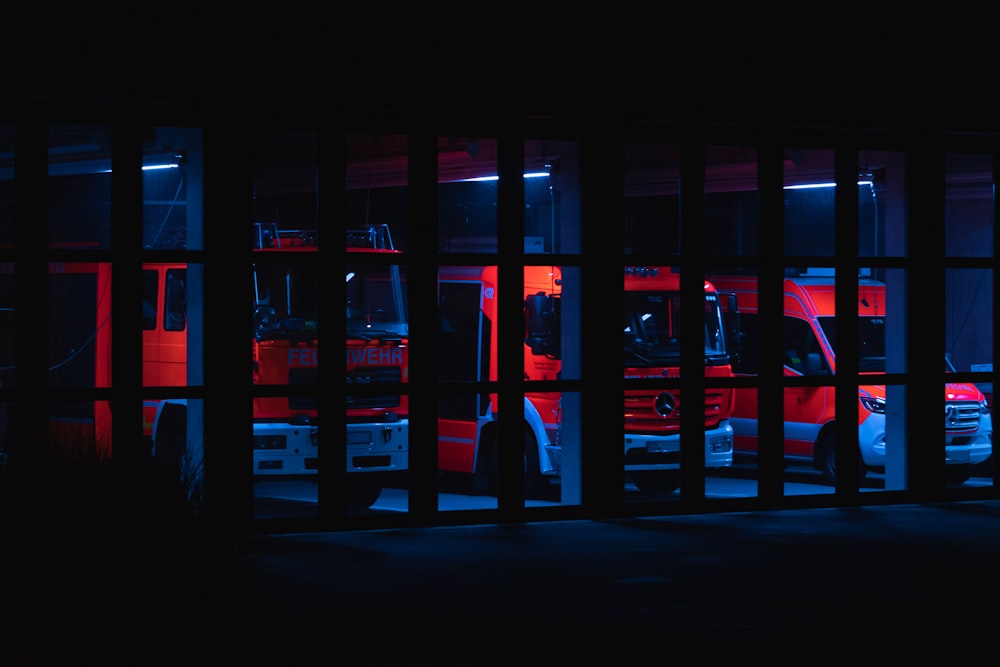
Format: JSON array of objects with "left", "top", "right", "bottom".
[{"left": 5, "top": 490, "right": 1000, "bottom": 665}]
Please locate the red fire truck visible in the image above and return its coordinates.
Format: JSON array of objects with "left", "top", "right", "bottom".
[
  {"left": 146, "top": 222, "right": 408, "bottom": 509},
  {"left": 708, "top": 272, "right": 993, "bottom": 484},
  {"left": 16, "top": 223, "right": 405, "bottom": 510},
  {"left": 623, "top": 267, "right": 737, "bottom": 493},
  {"left": 343, "top": 223, "right": 410, "bottom": 506},
  {"left": 436, "top": 264, "right": 736, "bottom": 497}
]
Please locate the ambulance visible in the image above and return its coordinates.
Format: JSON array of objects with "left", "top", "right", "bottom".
[{"left": 709, "top": 272, "right": 992, "bottom": 484}]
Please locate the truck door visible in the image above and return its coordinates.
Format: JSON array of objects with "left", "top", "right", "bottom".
[
  {"left": 142, "top": 265, "right": 187, "bottom": 388},
  {"left": 782, "top": 315, "right": 832, "bottom": 458},
  {"left": 437, "top": 276, "right": 493, "bottom": 473}
]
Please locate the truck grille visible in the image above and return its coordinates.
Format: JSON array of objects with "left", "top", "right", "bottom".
[
  {"left": 289, "top": 367, "right": 318, "bottom": 410},
  {"left": 945, "top": 401, "right": 981, "bottom": 431},
  {"left": 624, "top": 388, "right": 725, "bottom": 432},
  {"left": 347, "top": 366, "right": 403, "bottom": 410}
]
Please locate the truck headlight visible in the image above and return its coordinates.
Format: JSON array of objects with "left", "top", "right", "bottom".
[{"left": 859, "top": 395, "right": 886, "bottom": 414}]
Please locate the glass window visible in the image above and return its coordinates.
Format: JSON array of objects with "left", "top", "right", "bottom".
[
  {"left": 141, "top": 128, "right": 206, "bottom": 512},
  {"left": 49, "top": 123, "right": 112, "bottom": 249},
  {"left": 624, "top": 142, "right": 679, "bottom": 255},
  {"left": 783, "top": 148, "right": 835, "bottom": 257},
  {"left": 342, "top": 132, "right": 410, "bottom": 517},
  {"left": 143, "top": 127, "right": 202, "bottom": 251},
  {"left": 945, "top": 153, "right": 992, "bottom": 259},
  {"left": 48, "top": 262, "right": 111, "bottom": 389},
  {"left": 705, "top": 145, "right": 759, "bottom": 256},
  {"left": 859, "top": 150, "right": 905, "bottom": 258},
  {"left": 439, "top": 137, "right": 498, "bottom": 253}
]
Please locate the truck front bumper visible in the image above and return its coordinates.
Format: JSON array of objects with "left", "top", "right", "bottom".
[{"left": 624, "top": 421, "right": 734, "bottom": 471}]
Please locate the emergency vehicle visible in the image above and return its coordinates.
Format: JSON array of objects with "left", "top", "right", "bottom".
[
  {"left": 14, "top": 223, "right": 405, "bottom": 510},
  {"left": 436, "top": 264, "right": 735, "bottom": 497},
  {"left": 344, "top": 223, "right": 410, "bottom": 506},
  {"left": 147, "top": 222, "right": 408, "bottom": 510},
  {"left": 708, "top": 272, "right": 993, "bottom": 484},
  {"left": 623, "top": 267, "right": 736, "bottom": 493}
]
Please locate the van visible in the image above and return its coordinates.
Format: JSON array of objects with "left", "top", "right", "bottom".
[{"left": 709, "top": 273, "right": 992, "bottom": 484}]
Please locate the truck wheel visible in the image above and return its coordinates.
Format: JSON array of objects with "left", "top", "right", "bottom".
[
  {"left": 471, "top": 431, "right": 499, "bottom": 495},
  {"left": 472, "top": 426, "right": 544, "bottom": 498},
  {"left": 523, "top": 427, "right": 543, "bottom": 499},
  {"left": 347, "top": 473, "right": 385, "bottom": 510},
  {"left": 630, "top": 471, "right": 680, "bottom": 495},
  {"left": 153, "top": 404, "right": 186, "bottom": 479},
  {"left": 818, "top": 431, "right": 867, "bottom": 486}
]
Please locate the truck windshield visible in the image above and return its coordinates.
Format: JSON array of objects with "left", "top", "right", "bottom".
[
  {"left": 624, "top": 291, "right": 727, "bottom": 366},
  {"left": 254, "top": 263, "right": 318, "bottom": 319},
  {"left": 346, "top": 263, "right": 408, "bottom": 338},
  {"left": 253, "top": 262, "right": 319, "bottom": 340},
  {"left": 817, "top": 315, "right": 887, "bottom": 372}
]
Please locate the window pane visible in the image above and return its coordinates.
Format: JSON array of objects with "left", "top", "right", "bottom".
[
  {"left": 945, "top": 153, "right": 993, "bottom": 258},
  {"left": 49, "top": 262, "right": 111, "bottom": 389},
  {"left": 439, "top": 137, "right": 498, "bottom": 253},
  {"left": 705, "top": 145, "right": 759, "bottom": 256},
  {"left": 346, "top": 132, "right": 408, "bottom": 250},
  {"left": 624, "top": 142, "right": 679, "bottom": 255},
  {"left": 859, "top": 150, "right": 905, "bottom": 258},
  {"left": 252, "top": 258, "right": 322, "bottom": 475},
  {"left": 524, "top": 139, "right": 581, "bottom": 255},
  {"left": 784, "top": 148, "right": 835, "bottom": 257},
  {"left": 49, "top": 123, "right": 111, "bottom": 249},
  {"left": 524, "top": 266, "right": 579, "bottom": 506},
  {"left": 624, "top": 266, "right": 737, "bottom": 502},
  {"left": 252, "top": 129, "right": 318, "bottom": 243},
  {"left": 345, "top": 132, "right": 410, "bottom": 516},
  {"left": 143, "top": 127, "right": 202, "bottom": 250},
  {"left": 437, "top": 265, "right": 496, "bottom": 508},
  {"left": 946, "top": 267, "right": 994, "bottom": 488}
]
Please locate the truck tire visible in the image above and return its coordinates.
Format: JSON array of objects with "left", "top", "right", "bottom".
[
  {"left": 153, "top": 404, "right": 186, "bottom": 479},
  {"left": 347, "top": 473, "right": 385, "bottom": 510},
  {"left": 817, "top": 430, "right": 867, "bottom": 486},
  {"left": 523, "top": 427, "right": 543, "bottom": 499},
  {"left": 630, "top": 471, "right": 680, "bottom": 496},
  {"left": 472, "top": 425, "right": 544, "bottom": 498},
  {"left": 471, "top": 429, "right": 499, "bottom": 495}
]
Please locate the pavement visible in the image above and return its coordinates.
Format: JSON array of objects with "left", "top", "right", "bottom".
[{"left": 5, "top": 484, "right": 1000, "bottom": 665}]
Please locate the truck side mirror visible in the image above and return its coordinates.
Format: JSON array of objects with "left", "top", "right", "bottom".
[{"left": 524, "top": 293, "right": 560, "bottom": 358}]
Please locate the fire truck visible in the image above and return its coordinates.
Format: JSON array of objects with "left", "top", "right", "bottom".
[
  {"left": 623, "top": 267, "right": 737, "bottom": 493},
  {"left": 343, "top": 223, "right": 410, "bottom": 506},
  {"left": 436, "top": 264, "right": 736, "bottom": 497},
  {"left": 146, "top": 222, "right": 408, "bottom": 510},
  {"left": 708, "top": 272, "right": 993, "bottom": 484},
  {"left": 10, "top": 223, "right": 404, "bottom": 510}
]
